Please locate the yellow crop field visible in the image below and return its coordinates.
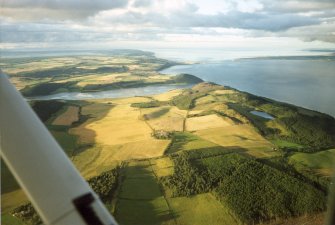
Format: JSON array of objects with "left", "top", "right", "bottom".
[
  {"left": 150, "top": 157, "right": 174, "bottom": 177},
  {"left": 72, "top": 145, "right": 105, "bottom": 178},
  {"left": 186, "top": 114, "right": 232, "bottom": 131},
  {"left": 70, "top": 102, "right": 112, "bottom": 144},
  {"left": 75, "top": 74, "right": 125, "bottom": 87},
  {"left": 73, "top": 140, "right": 170, "bottom": 178},
  {"left": 70, "top": 99, "right": 171, "bottom": 177},
  {"left": 1, "top": 190, "right": 28, "bottom": 213},
  {"left": 195, "top": 124, "right": 275, "bottom": 157},
  {"left": 52, "top": 106, "right": 79, "bottom": 126},
  {"left": 109, "top": 140, "right": 170, "bottom": 161},
  {"left": 188, "top": 110, "right": 204, "bottom": 116},
  {"left": 112, "top": 96, "right": 151, "bottom": 104},
  {"left": 152, "top": 89, "right": 183, "bottom": 101},
  {"left": 143, "top": 106, "right": 187, "bottom": 131},
  {"left": 212, "top": 89, "right": 236, "bottom": 95},
  {"left": 194, "top": 95, "right": 216, "bottom": 105},
  {"left": 192, "top": 102, "right": 223, "bottom": 112},
  {"left": 88, "top": 104, "right": 153, "bottom": 145}
]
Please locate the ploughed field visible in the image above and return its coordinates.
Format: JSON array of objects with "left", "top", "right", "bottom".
[{"left": 1, "top": 52, "right": 335, "bottom": 225}]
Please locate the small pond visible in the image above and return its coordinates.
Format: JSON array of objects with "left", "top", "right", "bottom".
[{"left": 250, "top": 110, "right": 275, "bottom": 120}]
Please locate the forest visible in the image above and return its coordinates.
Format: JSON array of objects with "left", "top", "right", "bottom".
[{"left": 161, "top": 152, "right": 327, "bottom": 224}]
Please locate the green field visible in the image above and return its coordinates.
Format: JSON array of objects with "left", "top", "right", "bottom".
[
  {"left": 114, "top": 159, "right": 243, "bottom": 225},
  {"left": 289, "top": 149, "right": 335, "bottom": 175},
  {"left": 1, "top": 214, "right": 25, "bottom": 225},
  {"left": 114, "top": 160, "right": 174, "bottom": 225},
  {"left": 50, "top": 130, "right": 78, "bottom": 156},
  {"left": 271, "top": 139, "right": 304, "bottom": 149},
  {"left": 165, "top": 132, "right": 218, "bottom": 154},
  {"left": 168, "top": 193, "right": 240, "bottom": 225}
]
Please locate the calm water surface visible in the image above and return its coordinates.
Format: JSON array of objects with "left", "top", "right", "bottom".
[
  {"left": 28, "top": 84, "right": 192, "bottom": 101},
  {"left": 161, "top": 59, "right": 335, "bottom": 117},
  {"left": 250, "top": 111, "right": 275, "bottom": 120}
]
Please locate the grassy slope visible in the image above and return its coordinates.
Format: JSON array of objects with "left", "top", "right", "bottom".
[
  {"left": 115, "top": 158, "right": 241, "bottom": 225},
  {"left": 50, "top": 130, "right": 78, "bottom": 156},
  {"left": 115, "top": 160, "right": 174, "bottom": 225},
  {"left": 271, "top": 139, "right": 303, "bottom": 149},
  {"left": 165, "top": 131, "right": 218, "bottom": 154},
  {"left": 168, "top": 193, "right": 240, "bottom": 225},
  {"left": 1, "top": 214, "right": 26, "bottom": 225},
  {"left": 150, "top": 157, "right": 174, "bottom": 178},
  {"left": 290, "top": 149, "right": 335, "bottom": 169}
]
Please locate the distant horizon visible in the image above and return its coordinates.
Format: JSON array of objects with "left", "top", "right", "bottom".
[
  {"left": 1, "top": 46, "right": 334, "bottom": 62},
  {"left": 1, "top": 0, "right": 335, "bottom": 55}
]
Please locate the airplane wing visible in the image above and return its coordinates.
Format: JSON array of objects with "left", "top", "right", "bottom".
[{"left": 0, "top": 71, "right": 118, "bottom": 225}]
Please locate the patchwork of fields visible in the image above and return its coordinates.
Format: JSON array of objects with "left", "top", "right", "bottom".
[
  {"left": 113, "top": 159, "right": 240, "bottom": 225},
  {"left": 2, "top": 51, "right": 203, "bottom": 98},
  {"left": 70, "top": 97, "right": 171, "bottom": 178},
  {"left": 2, "top": 53, "right": 335, "bottom": 225}
]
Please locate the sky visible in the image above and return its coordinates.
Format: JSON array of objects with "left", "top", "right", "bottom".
[{"left": 1, "top": 0, "right": 335, "bottom": 52}]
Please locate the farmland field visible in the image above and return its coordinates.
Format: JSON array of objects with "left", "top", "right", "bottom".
[
  {"left": 1, "top": 214, "right": 25, "bottom": 225},
  {"left": 194, "top": 124, "right": 275, "bottom": 157},
  {"left": 2, "top": 51, "right": 335, "bottom": 225},
  {"left": 114, "top": 160, "right": 174, "bottom": 225},
  {"left": 168, "top": 193, "right": 241, "bottom": 225},
  {"left": 152, "top": 89, "right": 184, "bottom": 101},
  {"left": 150, "top": 157, "right": 174, "bottom": 178},
  {"left": 142, "top": 106, "right": 187, "bottom": 131},
  {"left": 1, "top": 190, "right": 28, "bottom": 213},
  {"left": 185, "top": 114, "right": 231, "bottom": 131},
  {"left": 52, "top": 105, "right": 79, "bottom": 126},
  {"left": 289, "top": 149, "right": 335, "bottom": 176}
]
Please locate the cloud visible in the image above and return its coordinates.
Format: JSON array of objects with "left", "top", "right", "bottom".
[
  {"left": 1, "top": 0, "right": 128, "bottom": 10},
  {"left": 92, "top": 8, "right": 320, "bottom": 32},
  {"left": 132, "top": 0, "right": 153, "bottom": 8},
  {"left": 0, "top": 0, "right": 128, "bottom": 19},
  {"left": 280, "top": 21, "right": 335, "bottom": 43},
  {"left": 260, "top": 0, "right": 335, "bottom": 13},
  {"left": 0, "top": 0, "right": 334, "bottom": 45}
]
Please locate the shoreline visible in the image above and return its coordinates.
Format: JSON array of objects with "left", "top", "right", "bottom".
[
  {"left": 4, "top": 50, "right": 334, "bottom": 117},
  {"left": 160, "top": 60, "right": 335, "bottom": 118}
]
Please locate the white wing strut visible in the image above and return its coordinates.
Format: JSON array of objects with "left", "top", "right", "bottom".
[{"left": 0, "top": 71, "right": 118, "bottom": 225}]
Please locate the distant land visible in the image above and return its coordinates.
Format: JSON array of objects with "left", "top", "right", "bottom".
[
  {"left": 160, "top": 55, "right": 335, "bottom": 117},
  {"left": 239, "top": 54, "right": 335, "bottom": 60},
  {"left": 0, "top": 50, "right": 201, "bottom": 98},
  {"left": 1, "top": 50, "right": 334, "bottom": 225}
]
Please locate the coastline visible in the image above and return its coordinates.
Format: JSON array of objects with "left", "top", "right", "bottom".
[
  {"left": 3, "top": 49, "right": 335, "bottom": 117},
  {"left": 160, "top": 58, "right": 335, "bottom": 118}
]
